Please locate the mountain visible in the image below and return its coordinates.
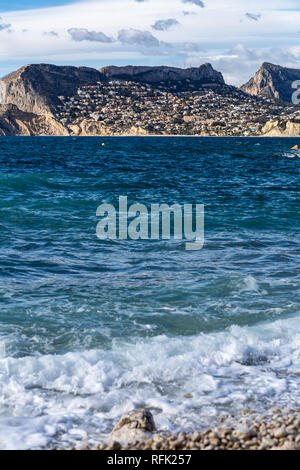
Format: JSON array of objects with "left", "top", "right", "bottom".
[
  {"left": 1, "top": 63, "right": 226, "bottom": 118},
  {"left": 241, "top": 62, "right": 300, "bottom": 102},
  {"left": 0, "top": 62, "right": 296, "bottom": 137},
  {"left": 99, "top": 64, "right": 225, "bottom": 85},
  {"left": 2, "top": 64, "right": 103, "bottom": 114},
  {"left": 0, "top": 104, "right": 68, "bottom": 136}
]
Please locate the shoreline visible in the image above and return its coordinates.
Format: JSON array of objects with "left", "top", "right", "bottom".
[
  {"left": 71, "top": 408, "right": 300, "bottom": 451},
  {"left": 2, "top": 134, "right": 300, "bottom": 138}
]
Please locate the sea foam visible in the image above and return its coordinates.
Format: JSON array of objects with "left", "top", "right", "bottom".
[{"left": 0, "top": 315, "right": 299, "bottom": 449}]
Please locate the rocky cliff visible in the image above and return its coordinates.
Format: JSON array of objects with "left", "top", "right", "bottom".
[
  {"left": 68, "top": 120, "right": 150, "bottom": 136},
  {"left": 241, "top": 62, "right": 300, "bottom": 102},
  {"left": 0, "top": 104, "right": 68, "bottom": 136},
  {"left": 2, "top": 64, "right": 103, "bottom": 115},
  {"left": 99, "top": 64, "right": 225, "bottom": 85},
  {"left": 259, "top": 119, "right": 300, "bottom": 137}
]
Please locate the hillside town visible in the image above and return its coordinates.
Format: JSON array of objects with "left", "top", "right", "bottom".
[{"left": 54, "top": 80, "right": 300, "bottom": 136}]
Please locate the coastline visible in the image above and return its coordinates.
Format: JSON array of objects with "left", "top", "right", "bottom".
[
  {"left": 71, "top": 409, "right": 300, "bottom": 451},
  {"left": 1, "top": 133, "right": 300, "bottom": 138}
]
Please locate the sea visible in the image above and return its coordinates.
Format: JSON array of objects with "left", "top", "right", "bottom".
[{"left": 0, "top": 136, "right": 299, "bottom": 450}]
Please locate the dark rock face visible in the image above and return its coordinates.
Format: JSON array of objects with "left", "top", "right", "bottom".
[
  {"left": 2, "top": 64, "right": 103, "bottom": 114},
  {"left": 241, "top": 62, "right": 300, "bottom": 102},
  {"left": 99, "top": 64, "right": 225, "bottom": 85}
]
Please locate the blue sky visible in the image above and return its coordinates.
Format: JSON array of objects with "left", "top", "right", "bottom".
[
  {"left": 1, "top": 0, "right": 300, "bottom": 85},
  {"left": 0, "top": 1, "right": 74, "bottom": 11}
]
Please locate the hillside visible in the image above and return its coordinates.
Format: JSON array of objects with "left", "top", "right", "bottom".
[{"left": 53, "top": 78, "right": 276, "bottom": 136}]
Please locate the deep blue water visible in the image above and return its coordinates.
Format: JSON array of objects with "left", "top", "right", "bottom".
[{"left": 0, "top": 137, "right": 299, "bottom": 449}]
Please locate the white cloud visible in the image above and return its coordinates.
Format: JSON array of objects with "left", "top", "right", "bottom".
[
  {"left": 43, "top": 31, "right": 59, "bottom": 37},
  {"left": 68, "top": 28, "right": 113, "bottom": 43},
  {"left": 0, "top": 16, "right": 11, "bottom": 32},
  {"left": 182, "top": 0, "right": 205, "bottom": 7},
  {"left": 152, "top": 18, "right": 180, "bottom": 31},
  {"left": 118, "top": 29, "right": 159, "bottom": 47},
  {"left": 185, "top": 44, "right": 300, "bottom": 85},
  {"left": 1, "top": 0, "right": 300, "bottom": 84}
]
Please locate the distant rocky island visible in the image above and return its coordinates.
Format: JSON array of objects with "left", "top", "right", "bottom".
[{"left": 1, "top": 62, "right": 300, "bottom": 136}]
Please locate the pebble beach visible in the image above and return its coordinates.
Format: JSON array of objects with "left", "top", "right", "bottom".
[{"left": 82, "top": 409, "right": 300, "bottom": 451}]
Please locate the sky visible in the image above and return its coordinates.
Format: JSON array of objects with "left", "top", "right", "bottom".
[{"left": 1, "top": 0, "right": 300, "bottom": 85}]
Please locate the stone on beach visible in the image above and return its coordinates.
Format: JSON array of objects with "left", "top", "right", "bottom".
[{"left": 110, "top": 410, "right": 156, "bottom": 443}]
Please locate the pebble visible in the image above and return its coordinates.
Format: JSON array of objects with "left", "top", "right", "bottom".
[{"left": 72, "top": 409, "right": 300, "bottom": 451}]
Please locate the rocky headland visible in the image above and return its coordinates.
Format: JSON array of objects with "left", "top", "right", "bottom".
[
  {"left": 260, "top": 119, "right": 300, "bottom": 137},
  {"left": 1, "top": 62, "right": 300, "bottom": 136}
]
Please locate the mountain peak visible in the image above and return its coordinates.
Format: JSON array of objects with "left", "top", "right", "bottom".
[
  {"left": 241, "top": 62, "right": 300, "bottom": 102},
  {"left": 261, "top": 62, "right": 277, "bottom": 68},
  {"left": 2, "top": 63, "right": 103, "bottom": 114}
]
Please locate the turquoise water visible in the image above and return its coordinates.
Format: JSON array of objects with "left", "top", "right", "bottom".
[{"left": 0, "top": 137, "right": 299, "bottom": 449}]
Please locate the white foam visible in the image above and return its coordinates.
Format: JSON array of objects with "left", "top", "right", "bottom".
[
  {"left": 243, "top": 275, "right": 260, "bottom": 292},
  {"left": 0, "top": 315, "right": 299, "bottom": 449},
  {"left": 0, "top": 341, "right": 5, "bottom": 359},
  {"left": 283, "top": 152, "right": 300, "bottom": 159}
]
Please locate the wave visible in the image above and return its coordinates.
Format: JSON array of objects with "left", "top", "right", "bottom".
[{"left": 0, "top": 314, "right": 299, "bottom": 449}]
